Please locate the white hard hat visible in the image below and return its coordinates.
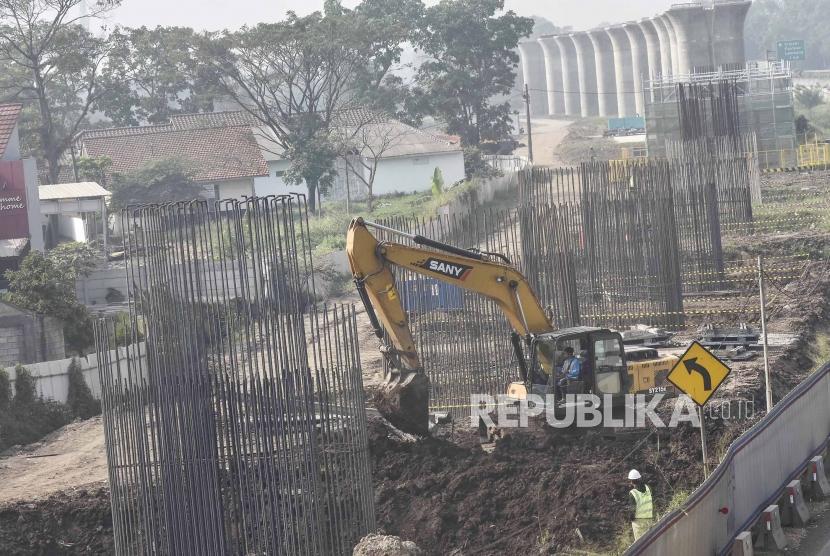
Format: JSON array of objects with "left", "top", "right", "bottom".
[{"left": 628, "top": 469, "right": 642, "bottom": 480}]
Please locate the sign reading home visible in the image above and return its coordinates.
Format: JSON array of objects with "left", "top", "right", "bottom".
[
  {"left": 418, "top": 257, "right": 473, "bottom": 280},
  {"left": 0, "top": 160, "right": 29, "bottom": 241}
]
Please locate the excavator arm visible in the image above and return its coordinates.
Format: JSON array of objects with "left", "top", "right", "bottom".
[{"left": 346, "top": 217, "right": 553, "bottom": 435}]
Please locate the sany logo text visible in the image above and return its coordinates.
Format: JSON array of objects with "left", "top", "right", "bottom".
[{"left": 420, "top": 257, "right": 473, "bottom": 280}]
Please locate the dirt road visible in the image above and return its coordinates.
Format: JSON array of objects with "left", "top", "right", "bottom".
[
  {"left": 0, "top": 417, "right": 108, "bottom": 504},
  {"left": 514, "top": 117, "right": 572, "bottom": 166}
]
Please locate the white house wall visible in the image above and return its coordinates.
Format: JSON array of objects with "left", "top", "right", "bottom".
[
  {"left": 57, "top": 215, "right": 87, "bottom": 242},
  {"left": 255, "top": 160, "right": 307, "bottom": 197},
  {"left": 216, "top": 178, "right": 256, "bottom": 202},
  {"left": 372, "top": 152, "right": 465, "bottom": 196}
]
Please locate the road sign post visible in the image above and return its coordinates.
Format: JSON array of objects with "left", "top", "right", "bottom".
[{"left": 667, "top": 341, "right": 732, "bottom": 479}]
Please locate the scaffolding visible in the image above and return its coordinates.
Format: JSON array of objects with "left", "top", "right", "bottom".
[{"left": 644, "top": 61, "right": 796, "bottom": 163}]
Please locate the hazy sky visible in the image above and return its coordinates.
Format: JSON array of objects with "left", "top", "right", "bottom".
[{"left": 101, "top": 0, "right": 675, "bottom": 33}]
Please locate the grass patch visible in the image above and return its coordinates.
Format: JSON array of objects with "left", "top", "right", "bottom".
[
  {"left": 807, "top": 327, "right": 830, "bottom": 373},
  {"left": 310, "top": 182, "right": 486, "bottom": 258}
]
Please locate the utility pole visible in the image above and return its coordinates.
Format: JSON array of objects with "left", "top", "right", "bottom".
[
  {"left": 523, "top": 83, "right": 534, "bottom": 163},
  {"left": 758, "top": 255, "right": 773, "bottom": 413}
]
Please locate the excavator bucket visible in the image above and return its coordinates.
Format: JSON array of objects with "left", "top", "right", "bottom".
[{"left": 374, "top": 371, "right": 431, "bottom": 436}]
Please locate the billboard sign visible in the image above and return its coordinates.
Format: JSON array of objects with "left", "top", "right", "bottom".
[
  {"left": 777, "top": 40, "right": 806, "bottom": 61},
  {"left": 0, "top": 160, "right": 29, "bottom": 241}
]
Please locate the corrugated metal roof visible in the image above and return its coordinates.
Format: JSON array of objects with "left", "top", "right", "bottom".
[{"left": 38, "top": 182, "right": 111, "bottom": 200}]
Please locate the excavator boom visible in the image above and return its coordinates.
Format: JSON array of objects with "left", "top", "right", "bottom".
[{"left": 346, "top": 218, "right": 552, "bottom": 434}]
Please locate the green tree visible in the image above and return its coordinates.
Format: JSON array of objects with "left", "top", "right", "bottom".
[
  {"left": 414, "top": 0, "right": 532, "bottom": 146},
  {"left": 199, "top": 3, "right": 412, "bottom": 212},
  {"left": 13, "top": 364, "right": 37, "bottom": 406},
  {"left": 795, "top": 85, "right": 825, "bottom": 111},
  {"left": 66, "top": 358, "right": 100, "bottom": 419},
  {"left": 109, "top": 158, "right": 204, "bottom": 211},
  {"left": 0, "top": 0, "right": 119, "bottom": 183},
  {"left": 430, "top": 167, "right": 444, "bottom": 196},
  {"left": 0, "top": 368, "right": 10, "bottom": 411},
  {"left": 76, "top": 156, "right": 113, "bottom": 187},
  {"left": 98, "top": 26, "right": 215, "bottom": 126},
  {"left": 47, "top": 242, "right": 98, "bottom": 280},
  {"left": 3, "top": 246, "right": 96, "bottom": 353}
]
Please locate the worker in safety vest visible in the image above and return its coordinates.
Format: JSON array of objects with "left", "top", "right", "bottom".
[{"left": 628, "top": 469, "right": 654, "bottom": 540}]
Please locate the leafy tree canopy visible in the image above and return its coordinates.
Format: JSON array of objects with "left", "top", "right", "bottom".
[
  {"left": 98, "top": 26, "right": 215, "bottom": 126},
  {"left": 414, "top": 0, "right": 533, "bottom": 146},
  {"left": 109, "top": 158, "right": 204, "bottom": 211}
]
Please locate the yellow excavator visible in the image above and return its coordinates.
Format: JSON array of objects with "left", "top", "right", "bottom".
[{"left": 346, "top": 218, "right": 677, "bottom": 435}]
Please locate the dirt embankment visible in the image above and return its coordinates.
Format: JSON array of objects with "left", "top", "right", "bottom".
[
  {"left": 0, "top": 488, "right": 112, "bottom": 555},
  {"left": 369, "top": 414, "right": 701, "bottom": 555}
]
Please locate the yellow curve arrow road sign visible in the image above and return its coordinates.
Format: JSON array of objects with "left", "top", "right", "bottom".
[{"left": 666, "top": 341, "right": 732, "bottom": 407}]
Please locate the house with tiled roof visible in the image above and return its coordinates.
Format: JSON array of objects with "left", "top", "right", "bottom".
[
  {"left": 71, "top": 108, "right": 465, "bottom": 203},
  {"left": 73, "top": 113, "right": 271, "bottom": 202},
  {"left": 0, "top": 103, "right": 22, "bottom": 161}
]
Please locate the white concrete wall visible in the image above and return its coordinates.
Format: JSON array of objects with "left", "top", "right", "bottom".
[
  {"left": 1, "top": 123, "right": 20, "bottom": 161},
  {"left": 372, "top": 151, "right": 466, "bottom": 196},
  {"left": 2, "top": 343, "right": 147, "bottom": 403},
  {"left": 216, "top": 178, "right": 255, "bottom": 201},
  {"left": 57, "top": 215, "right": 87, "bottom": 242},
  {"left": 256, "top": 160, "right": 306, "bottom": 196}
]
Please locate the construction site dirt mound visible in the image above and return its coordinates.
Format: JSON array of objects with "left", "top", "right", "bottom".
[
  {"left": 0, "top": 487, "right": 113, "bottom": 555},
  {"left": 353, "top": 533, "right": 424, "bottom": 555},
  {"left": 367, "top": 415, "right": 701, "bottom": 554},
  {"left": 0, "top": 416, "right": 108, "bottom": 505}
]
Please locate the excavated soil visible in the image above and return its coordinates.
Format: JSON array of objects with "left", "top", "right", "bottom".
[
  {"left": 0, "top": 488, "right": 112, "bottom": 555},
  {"left": 368, "top": 414, "right": 702, "bottom": 554}
]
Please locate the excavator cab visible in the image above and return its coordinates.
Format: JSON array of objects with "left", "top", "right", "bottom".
[{"left": 508, "top": 327, "right": 631, "bottom": 405}]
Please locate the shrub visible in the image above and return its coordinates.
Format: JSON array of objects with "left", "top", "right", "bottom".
[
  {"left": 66, "top": 358, "right": 101, "bottom": 419},
  {"left": 0, "top": 399, "right": 73, "bottom": 451},
  {"left": 0, "top": 369, "right": 10, "bottom": 411},
  {"left": 13, "top": 364, "right": 37, "bottom": 406}
]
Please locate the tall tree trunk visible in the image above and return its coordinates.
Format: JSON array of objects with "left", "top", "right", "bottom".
[{"left": 307, "top": 178, "right": 318, "bottom": 213}]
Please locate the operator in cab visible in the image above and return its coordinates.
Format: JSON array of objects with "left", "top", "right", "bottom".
[{"left": 557, "top": 346, "right": 582, "bottom": 395}]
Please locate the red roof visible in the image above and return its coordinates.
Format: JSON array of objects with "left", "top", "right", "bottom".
[
  {"left": 0, "top": 103, "right": 22, "bottom": 158},
  {"left": 78, "top": 119, "right": 268, "bottom": 183}
]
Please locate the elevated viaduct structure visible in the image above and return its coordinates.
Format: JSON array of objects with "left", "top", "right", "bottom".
[{"left": 519, "top": 1, "right": 752, "bottom": 118}]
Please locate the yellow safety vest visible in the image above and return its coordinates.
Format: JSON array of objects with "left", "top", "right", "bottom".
[{"left": 630, "top": 485, "right": 653, "bottom": 520}]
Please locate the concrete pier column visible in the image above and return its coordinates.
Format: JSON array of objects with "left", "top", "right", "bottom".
[
  {"left": 571, "top": 33, "right": 599, "bottom": 117},
  {"left": 554, "top": 35, "right": 581, "bottom": 116},
  {"left": 667, "top": 4, "right": 713, "bottom": 75},
  {"left": 652, "top": 16, "right": 674, "bottom": 77},
  {"left": 588, "top": 30, "right": 618, "bottom": 117},
  {"left": 658, "top": 14, "right": 681, "bottom": 76},
  {"left": 538, "top": 36, "right": 565, "bottom": 115},
  {"left": 638, "top": 19, "right": 663, "bottom": 79},
  {"left": 711, "top": 0, "right": 752, "bottom": 70},
  {"left": 623, "top": 23, "right": 650, "bottom": 115},
  {"left": 607, "top": 26, "right": 637, "bottom": 117},
  {"left": 518, "top": 41, "right": 549, "bottom": 116}
]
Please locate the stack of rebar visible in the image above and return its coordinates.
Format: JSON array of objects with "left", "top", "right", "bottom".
[{"left": 94, "top": 196, "right": 375, "bottom": 556}]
